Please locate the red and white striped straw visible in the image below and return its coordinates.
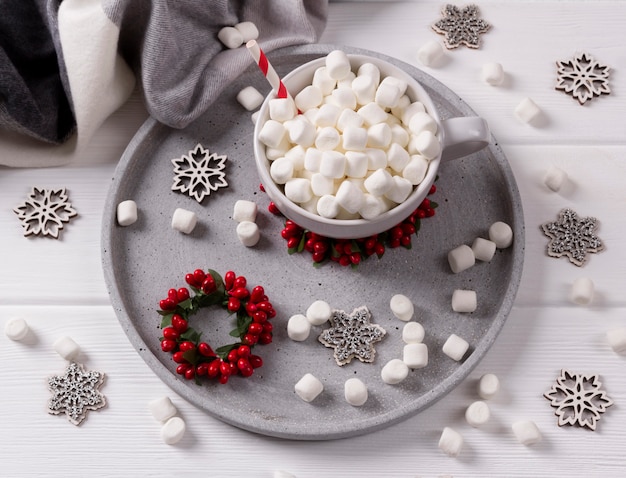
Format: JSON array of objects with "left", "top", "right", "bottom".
[{"left": 246, "top": 40, "right": 289, "bottom": 99}]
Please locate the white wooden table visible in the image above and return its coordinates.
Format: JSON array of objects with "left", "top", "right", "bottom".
[{"left": 1, "top": 2, "right": 625, "bottom": 476}]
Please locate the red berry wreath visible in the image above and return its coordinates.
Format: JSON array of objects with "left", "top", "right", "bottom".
[{"left": 157, "top": 269, "right": 276, "bottom": 384}]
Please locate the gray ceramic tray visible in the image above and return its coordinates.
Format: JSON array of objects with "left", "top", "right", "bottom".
[{"left": 102, "top": 44, "right": 524, "bottom": 440}]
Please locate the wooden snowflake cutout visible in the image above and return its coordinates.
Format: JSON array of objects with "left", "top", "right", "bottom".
[
  {"left": 13, "top": 187, "right": 77, "bottom": 238},
  {"left": 556, "top": 52, "right": 610, "bottom": 105},
  {"left": 171, "top": 143, "right": 228, "bottom": 203},
  {"left": 318, "top": 306, "right": 386, "bottom": 366},
  {"left": 432, "top": 4, "right": 491, "bottom": 49},
  {"left": 48, "top": 362, "right": 106, "bottom": 426},
  {"left": 544, "top": 369, "right": 613, "bottom": 431},
  {"left": 541, "top": 208, "right": 604, "bottom": 266}
]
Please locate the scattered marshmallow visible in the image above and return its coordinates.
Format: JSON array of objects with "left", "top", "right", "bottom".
[
  {"left": 171, "top": 208, "right": 197, "bottom": 234},
  {"left": 217, "top": 26, "right": 243, "bottom": 49},
  {"left": 295, "top": 373, "right": 324, "bottom": 402},
  {"left": 606, "top": 327, "right": 626, "bottom": 355},
  {"left": 451, "top": 289, "right": 477, "bottom": 313},
  {"left": 274, "top": 471, "right": 297, "bottom": 478},
  {"left": 390, "top": 294, "right": 414, "bottom": 321},
  {"left": 438, "top": 427, "right": 463, "bottom": 457},
  {"left": 325, "top": 50, "right": 351, "bottom": 80},
  {"left": 236, "top": 221, "right": 260, "bottom": 247},
  {"left": 488, "top": 221, "right": 513, "bottom": 248},
  {"left": 287, "top": 314, "right": 311, "bottom": 341},
  {"left": 481, "top": 62, "right": 504, "bottom": 86},
  {"left": 570, "top": 277, "right": 594, "bottom": 306},
  {"left": 448, "top": 244, "right": 475, "bottom": 273},
  {"left": 417, "top": 40, "right": 445, "bottom": 67},
  {"left": 442, "top": 334, "right": 469, "bottom": 361},
  {"left": 511, "top": 420, "right": 542, "bottom": 446},
  {"left": 232, "top": 200, "right": 257, "bottom": 223},
  {"left": 478, "top": 373, "right": 500, "bottom": 400},
  {"left": 471, "top": 237, "right": 497, "bottom": 262},
  {"left": 149, "top": 397, "right": 178, "bottom": 423},
  {"left": 236, "top": 86, "right": 264, "bottom": 111},
  {"left": 344, "top": 378, "right": 368, "bottom": 406},
  {"left": 403, "top": 343, "right": 428, "bottom": 369},
  {"left": 116, "top": 200, "right": 138, "bottom": 226},
  {"left": 402, "top": 322, "right": 425, "bottom": 344},
  {"left": 234, "top": 21, "right": 258, "bottom": 42},
  {"left": 544, "top": 166, "right": 568, "bottom": 192},
  {"left": 465, "top": 401, "right": 490, "bottom": 427},
  {"left": 514, "top": 97, "right": 542, "bottom": 124},
  {"left": 161, "top": 416, "right": 186, "bottom": 445},
  {"left": 4, "top": 316, "right": 29, "bottom": 341},
  {"left": 306, "top": 300, "right": 332, "bottom": 326},
  {"left": 269, "top": 97, "right": 297, "bottom": 122},
  {"left": 53, "top": 336, "right": 80, "bottom": 361},
  {"left": 381, "top": 358, "right": 409, "bottom": 384}
]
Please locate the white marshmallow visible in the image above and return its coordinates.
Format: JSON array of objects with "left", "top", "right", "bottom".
[
  {"left": 357, "top": 63, "right": 380, "bottom": 85},
  {"left": 482, "top": 62, "right": 505, "bottom": 86},
  {"left": 274, "top": 471, "right": 296, "bottom": 478},
  {"left": 478, "top": 373, "right": 500, "bottom": 400},
  {"left": 337, "top": 71, "right": 356, "bottom": 89},
  {"left": 317, "top": 194, "right": 340, "bottom": 218},
  {"left": 402, "top": 155, "right": 429, "bottom": 185},
  {"left": 4, "top": 316, "right": 29, "bottom": 341},
  {"left": 344, "top": 378, "right": 368, "bottom": 406},
  {"left": 381, "top": 358, "right": 409, "bottom": 384},
  {"left": 375, "top": 80, "right": 402, "bottom": 109},
  {"left": 303, "top": 107, "right": 319, "bottom": 123},
  {"left": 359, "top": 193, "right": 387, "bottom": 220},
  {"left": 312, "top": 67, "right": 336, "bottom": 96},
  {"left": 408, "top": 111, "right": 437, "bottom": 136},
  {"left": 315, "top": 126, "right": 341, "bottom": 151},
  {"left": 265, "top": 135, "right": 291, "bottom": 160},
  {"left": 471, "top": 237, "right": 497, "bottom": 262},
  {"left": 401, "top": 102, "right": 426, "bottom": 126},
  {"left": 448, "top": 244, "right": 475, "bottom": 273},
  {"left": 285, "top": 178, "right": 312, "bottom": 204},
  {"left": 234, "top": 21, "right": 259, "bottom": 42},
  {"left": 390, "top": 94, "right": 411, "bottom": 118},
  {"left": 390, "top": 294, "right": 414, "bottom": 321},
  {"left": 320, "top": 151, "right": 346, "bottom": 179},
  {"left": 402, "top": 322, "right": 425, "bottom": 344},
  {"left": 310, "top": 173, "right": 334, "bottom": 196},
  {"left": 236, "top": 86, "right": 264, "bottom": 111},
  {"left": 53, "top": 336, "right": 80, "bottom": 361},
  {"left": 306, "top": 300, "right": 332, "bottom": 326},
  {"left": 286, "top": 117, "right": 316, "bottom": 147},
  {"left": 251, "top": 111, "right": 260, "bottom": 124},
  {"left": 304, "top": 148, "right": 323, "bottom": 172},
  {"left": 417, "top": 40, "right": 445, "bottom": 67},
  {"left": 269, "top": 157, "right": 294, "bottom": 184},
  {"left": 365, "top": 148, "right": 387, "bottom": 170},
  {"left": 172, "top": 208, "right": 197, "bottom": 234},
  {"left": 389, "top": 123, "right": 410, "bottom": 148},
  {"left": 384, "top": 176, "right": 413, "bottom": 204},
  {"left": 330, "top": 88, "right": 357, "bottom": 110},
  {"left": 295, "top": 373, "right": 324, "bottom": 402},
  {"left": 413, "top": 130, "right": 441, "bottom": 160},
  {"left": 364, "top": 168, "right": 394, "bottom": 196},
  {"left": 387, "top": 143, "right": 411, "bottom": 173},
  {"left": 370, "top": 123, "right": 395, "bottom": 148},
  {"left": 607, "top": 327, "right": 626, "bottom": 355},
  {"left": 345, "top": 151, "right": 369, "bottom": 178},
  {"left": 465, "top": 401, "right": 490, "bottom": 427},
  {"left": 148, "top": 396, "right": 178, "bottom": 422},
  {"left": 117, "top": 200, "right": 138, "bottom": 226},
  {"left": 451, "top": 289, "right": 477, "bottom": 313},
  {"left": 269, "top": 97, "right": 297, "bottom": 122},
  {"left": 217, "top": 26, "right": 243, "bottom": 49},
  {"left": 232, "top": 200, "right": 257, "bottom": 223},
  {"left": 403, "top": 343, "right": 428, "bottom": 369},
  {"left": 161, "top": 416, "right": 186, "bottom": 445},
  {"left": 314, "top": 103, "right": 341, "bottom": 127},
  {"left": 335, "top": 208, "right": 360, "bottom": 220},
  {"left": 236, "top": 221, "right": 260, "bottom": 247},
  {"left": 514, "top": 97, "right": 542, "bottom": 124},
  {"left": 258, "top": 119, "right": 287, "bottom": 148},
  {"left": 443, "top": 334, "right": 469, "bottom": 361},
  {"left": 325, "top": 50, "right": 352, "bottom": 80},
  {"left": 295, "top": 85, "right": 323, "bottom": 112},
  {"left": 287, "top": 314, "right": 311, "bottom": 341},
  {"left": 544, "top": 166, "right": 568, "bottom": 192},
  {"left": 335, "top": 180, "right": 365, "bottom": 214},
  {"left": 438, "top": 427, "right": 463, "bottom": 457},
  {"left": 383, "top": 76, "right": 407, "bottom": 96},
  {"left": 570, "top": 277, "right": 594, "bottom": 306},
  {"left": 337, "top": 108, "right": 364, "bottom": 132},
  {"left": 342, "top": 127, "right": 368, "bottom": 151},
  {"left": 488, "top": 221, "right": 513, "bottom": 248},
  {"left": 284, "top": 145, "right": 307, "bottom": 171},
  {"left": 351, "top": 75, "right": 377, "bottom": 105},
  {"left": 511, "top": 420, "right": 542, "bottom": 446},
  {"left": 357, "top": 102, "right": 388, "bottom": 126},
  {"left": 299, "top": 196, "right": 319, "bottom": 215}
]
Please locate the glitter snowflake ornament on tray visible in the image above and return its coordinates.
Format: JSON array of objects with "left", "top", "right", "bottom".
[
  {"left": 556, "top": 52, "right": 611, "bottom": 105},
  {"left": 48, "top": 362, "right": 106, "bottom": 426},
  {"left": 13, "top": 187, "right": 77, "bottom": 238},
  {"left": 541, "top": 208, "right": 604, "bottom": 266},
  {"left": 432, "top": 4, "right": 491, "bottom": 49},
  {"left": 318, "top": 306, "right": 386, "bottom": 366},
  {"left": 544, "top": 369, "right": 613, "bottom": 431},
  {"left": 171, "top": 143, "right": 228, "bottom": 203}
]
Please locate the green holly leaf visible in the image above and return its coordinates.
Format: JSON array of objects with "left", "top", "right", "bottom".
[
  {"left": 215, "top": 343, "right": 238, "bottom": 359},
  {"left": 182, "top": 349, "right": 199, "bottom": 365},
  {"left": 160, "top": 314, "right": 174, "bottom": 328},
  {"left": 430, "top": 201, "right": 438, "bottom": 209},
  {"left": 180, "top": 327, "right": 201, "bottom": 343}
]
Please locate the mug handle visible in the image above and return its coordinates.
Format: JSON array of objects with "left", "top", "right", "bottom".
[{"left": 440, "top": 117, "right": 490, "bottom": 162}]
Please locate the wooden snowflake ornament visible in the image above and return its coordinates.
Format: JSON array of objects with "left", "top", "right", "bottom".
[
  {"left": 13, "top": 187, "right": 77, "bottom": 238},
  {"left": 555, "top": 52, "right": 611, "bottom": 105},
  {"left": 171, "top": 144, "right": 228, "bottom": 203}
]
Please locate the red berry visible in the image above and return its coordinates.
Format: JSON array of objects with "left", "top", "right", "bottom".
[
  {"left": 173, "top": 351, "right": 187, "bottom": 364},
  {"left": 219, "top": 360, "right": 231, "bottom": 377},
  {"left": 185, "top": 273, "right": 200, "bottom": 288},
  {"left": 233, "top": 276, "right": 247, "bottom": 289},
  {"left": 252, "top": 311, "right": 267, "bottom": 323},
  {"left": 202, "top": 276, "right": 216, "bottom": 294},
  {"left": 249, "top": 355, "right": 263, "bottom": 368},
  {"left": 248, "top": 322, "right": 263, "bottom": 335},
  {"left": 267, "top": 308, "right": 276, "bottom": 318},
  {"left": 287, "top": 236, "right": 300, "bottom": 249},
  {"left": 312, "top": 251, "right": 326, "bottom": 263},
  {"left": 258, "top": 332, "right": 272, "bottom": 345},
  {"left": 227, "top": 297, "right": 241, "bottom": 312},
  {"left": 184, "top": 367, "right": 195, "bottom": 380},
  {"left": 167, "top": 288, "right": 179, "bottom": 302},
  {"left": 339, "top": 255, "right": 351, "bottom": 267},
  {"left": 375, "top": 243, "right": 385, "bottom": 256},
  {"left": 262, "top": 322, "right": 273, "bottom": 333},
  {"left": 176, "top": 363, "right": 190, "bottom": 375},
  {"left": 304, "top": 238, "right": 316, "bottom": 252},
  {"left": 416, "top": 209, "right": 426, "bottom": 219},
  {"left": 259, "top": 183, "right": 265, "bottom": 192},
  {"left": 243, "top": 333, "right": 258, "bottom": 345},
  {"left": 160, "top": 339, "right": 177, "bottom": 352},
  {"left": 193, "top": 268, "right": 206, "bottom": 283},
  {"left": 420, "top": 198, "right": 431, "bottom": 209},
  {"left": 268, "top": 202, "right": 280, "bottom": 215},
  {"left": 429, "top": 184, "right": 437, "bottom": 195},
  {"left": 178, "top": 341, "right": 195, "bottom": 352},
  {"left": 237, "top": 358, "right": 254, "bottom": 377},
  {"left": 171, "top": 314, "right": 188, "bottom": 333},
  {"left": 390, "top": 226, "right": 403, "bottom": 240},
  {"left": 224, "top": 271, "right": 236, "bottom": 290},
  {"left": 207, "top": 360, "right": 220, "bottom": 378},
  {"left": 159, "top": 298, "right": 177, "bottom": 311},
  {"left": 250, "top": 286, "right": 265, "bottom": 303},
  {"left": 425, "top": 207, "right": 435, "bottom": 217},
  {"left": 313, "top": 241, "right": 328, "bottom": 253},
  {"left": 350, "top": 252, "right": 362, "bottom": 265},
  {"left": 237, "top": 345, "right": 251, "bottom": 358},
  {"left": 364, "top": 238, "right": 377, "bottom": 250},
  {"left": 256, "top": 301, "right": 273, "bottom": 313},
  {"left": 196, "top": 363, "right": 209, "bottom": 376},
  {"left": 176, "top": 287, "right": 190, "bottom": 302},
  {"left": 162, "top": 327, "right": 180, "bottom": 340},
  {"left": 402, "top": 223, "right": 416, "bottom": 235},
  {"left": 389, "top": 237, "right": 401, "bottom": 248},
  {"left": 218, "top": 374, "right": 229, "bottom": 384},
  {"left": 401, "top": 235, "right": 411, "bottom": 247},
  {"left": 229, "top": 287, "right": 250, "bottom": 299},
  {"left": 198, "top": 342, "right": 215, "bottom": 357},
  {"left": 227, "top": 349, "right": 239, "bottom": 363}
]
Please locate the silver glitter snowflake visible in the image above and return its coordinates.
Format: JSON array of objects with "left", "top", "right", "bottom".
[
  {"left": 432, "top": 4, "right": 491, "bottom": 49},
  {"left": 318, "top": 306, "right": 386, "bottom": 366},
  {"left": 13, "top": 187, "right": 77, "bottom": 238},
  {"left": 171, "top": 143, "right": 228, "bottom": 203},
  {"left": 48, "top": 362, "right": 106, "bottom": 426},
  {"left": 556, "top": 52, "right": 610, "bottom": 105},
  {"left": 541, "top": 208, "right": 604, "bottom": 266},
  {"left": 544, "top": 369, "right": 613, "bottom": 431}
]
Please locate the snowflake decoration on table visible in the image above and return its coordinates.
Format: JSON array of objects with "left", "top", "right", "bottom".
[
  {"left": 544, "top": 369, "right": 613, "bottom": 431},
  {"left": 318, "top": 306, "right": 386, "bottom": 366},
  {"left": 555, "top": 52, "right": 610, "bottom": 105},
  {"left": 48, "top": 362, "right": 106, "bottom": 426},
  {"left": 171, "top": 143, "right": 228, "bottom": 203},
  {"left": 432, "top": 4, "right": 491, "bottom": 49},
  {"left": 13, "top": 187, "right": 77, "bottom": 239},
  {"left": 541, "top": 208, "right": 604, "bottom": 267}
]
